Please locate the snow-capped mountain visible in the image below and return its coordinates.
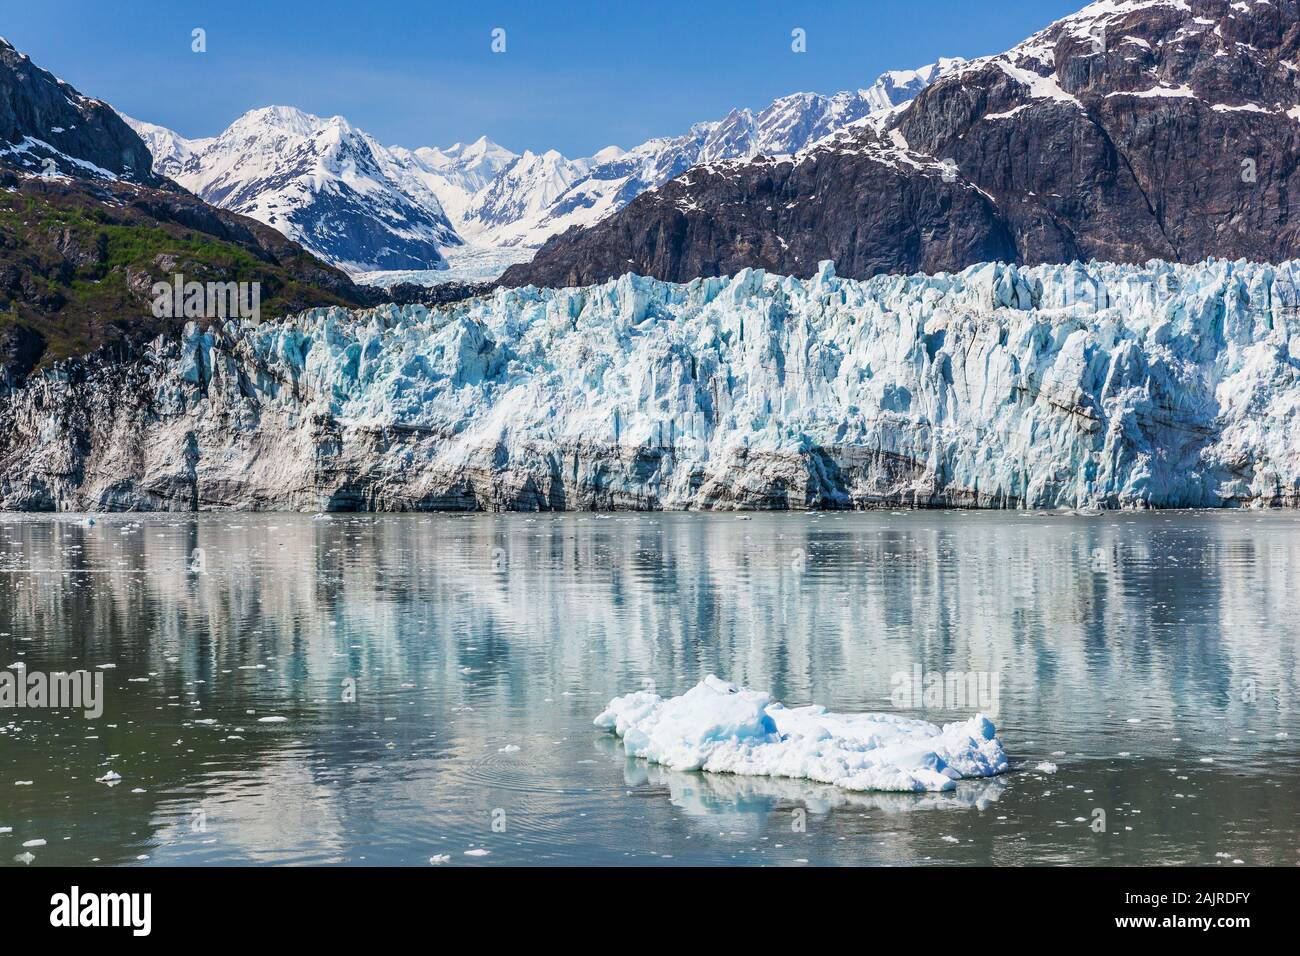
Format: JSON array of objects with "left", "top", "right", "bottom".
[
  {"left": 124, "top": 59, "right": 962, "bottom": 273},
  {"left": 124, "top": 106, "right": 462, "bottom": 272},
  {"left": 460, "top": 147, "right": 614, "bottom": 243},
  {"left": 506, "top": 0, "right": 1300, "bottom": 288},
  {"left": 384, "top": 135, "right": 518, "bottom": 224},
  {"left": 125, "top": 116, "right": 213, "bottom": 181},
  {"left": 460, "top": 58, "right": 966, "bottom": 248}
]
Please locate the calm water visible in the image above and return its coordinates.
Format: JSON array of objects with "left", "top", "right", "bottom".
[{"left": 0, "top": 510, "right": 1296, "bottom": 867}]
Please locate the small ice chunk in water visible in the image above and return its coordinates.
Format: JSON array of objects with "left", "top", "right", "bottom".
[
  {"left": 429, "top": 854, "right": 451, "bottom": 864},
  {"left": 95, "top": 771, "right": 122, "bottom": 785},
  {"left": 1035, "top": 761, "right": 1059, "bottom": 774},
  {"left": 498, "top": 744, "right": 521, "bottom": 753},
  {"left": 595, "top": 675, "right": 1008, "bottom": 793},
  {"left": 257, "top": 716, "right": 288, "bottom": 723},
  {"left": 464, "top": 848, "right": 491, "bottom": 857}
]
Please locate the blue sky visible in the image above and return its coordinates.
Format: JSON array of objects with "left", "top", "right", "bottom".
[{"left": 2, "top": 0, "right": 1083, "bottom": 156}]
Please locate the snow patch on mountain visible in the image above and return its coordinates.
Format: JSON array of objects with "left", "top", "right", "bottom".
[{"left": 0, "top": 136, "right": 119, "bottom": 180}]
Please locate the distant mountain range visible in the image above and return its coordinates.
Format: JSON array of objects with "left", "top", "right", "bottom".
[
  {"left": 504, "top": 0, "right": 1300, "bottom": 286},
  {"left": 7, "top": 0, "right": 1300, "bottom": 305},
  {"left": 123, "top": 59, "right": 965, "bottom": 273},
  {"left": 0, "top": 36, "right": 452, "bottom": 383},
  {"left": 124, "top": 107, "right": 463, "bottom": 273}
]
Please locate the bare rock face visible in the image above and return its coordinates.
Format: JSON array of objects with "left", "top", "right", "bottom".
[
  {"left": 502, "top": 0, "right": 1300, "bottom": 288},
  {"left": 3, "top": 259, "right": 1300, "bottom": 514},
  {"left": 0, "top": 37, "right": 161, "bottom": 185}
]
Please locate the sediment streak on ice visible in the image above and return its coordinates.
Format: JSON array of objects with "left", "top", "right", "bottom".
[{"left": 595, "top": 675, "right": 1008, "bottom": 793}]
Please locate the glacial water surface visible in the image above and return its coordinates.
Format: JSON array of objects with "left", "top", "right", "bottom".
[{"left": 0, "top": 511, "right": 1296, "bottom": 866}]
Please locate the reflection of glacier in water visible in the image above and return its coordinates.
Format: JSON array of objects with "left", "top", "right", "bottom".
[{"left": 0, "top": 510, "right": 1297, "bottom": 865}]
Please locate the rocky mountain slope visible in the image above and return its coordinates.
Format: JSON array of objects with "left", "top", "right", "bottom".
[
  {"left": 0, "top": 172, "right": 372, "bottom": 384},
  {"left": 4, "top": 257, "right": 1298, "bottom": 512},
  {"left": 502, "top": 0, "right": 1300, "bottom": 288},
  {"left": 0, "top": 39, "right": 391, "bottom": 383},
  {"left": 0, "top": 36, "right": 161, "bottom": 186},
  {"left": 127, "top": 60, "right": 963, "bottom": 271}
]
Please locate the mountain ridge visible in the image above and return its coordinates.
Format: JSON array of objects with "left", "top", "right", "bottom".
[
  {"left": 126, "top": 105, "right": 463, "bottom": 272},
  {"left": 125, "top": 58, "right": 966, "bottom": 272},
  {"left": 501, "top": 0, "right": 1300, "bottom": 288},
  {"left": 0, "top": 38, "right": 429, "bottom": 382},
  {"left": 0, "top": 36, "right": 163, "bottom": 187}
]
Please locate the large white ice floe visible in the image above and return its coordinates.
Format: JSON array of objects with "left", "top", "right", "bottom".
[{"left": 595, "top": 675, "right": 1008, "bottom": 793}]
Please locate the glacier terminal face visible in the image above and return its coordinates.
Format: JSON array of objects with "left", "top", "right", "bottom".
[{"left": 2, "top": 257, "right": 1299, "bottom": 512}]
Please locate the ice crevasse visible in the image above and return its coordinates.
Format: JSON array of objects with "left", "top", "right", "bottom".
[
  {"left": 595, "top": 676, "right": 1008, "bottom": 793},
  {"left": 5, "top": 256, "right": 1300, "bottom": 511}
]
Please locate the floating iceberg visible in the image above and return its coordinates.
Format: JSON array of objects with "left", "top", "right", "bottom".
[{"left": 595, "top": 675, "right": 1007, "bottom": 793}]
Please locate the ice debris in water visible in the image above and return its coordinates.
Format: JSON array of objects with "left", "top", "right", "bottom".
[{"left": 595, "top": 675, "right": 1007, "bottom": 793}]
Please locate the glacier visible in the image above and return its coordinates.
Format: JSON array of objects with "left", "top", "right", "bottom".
[
  {"left": 594, "top": 675, "right": 1008, "bottom": 793},
  {"left": 3, "top": 256, "right": 1300, "bottom": 511}
]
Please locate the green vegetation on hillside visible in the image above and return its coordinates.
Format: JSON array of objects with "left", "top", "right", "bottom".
[{"left": 0, "top": 177, "right": 366, "bottom": 379}]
